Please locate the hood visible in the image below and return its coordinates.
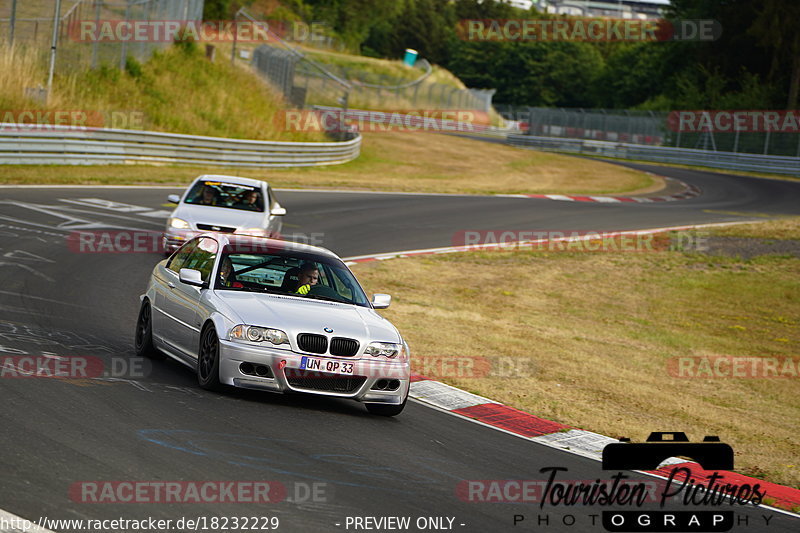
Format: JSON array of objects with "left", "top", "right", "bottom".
[
  {"left": 173, "top": 203, "right": 267, "bottom": 230},
  {"left": 213, "top": 291, "right": 401, "bottom": 345}
]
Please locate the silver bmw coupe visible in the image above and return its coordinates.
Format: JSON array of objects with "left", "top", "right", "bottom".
[{"left": 135, "top": 234, "right": 410, "bottom": 416}]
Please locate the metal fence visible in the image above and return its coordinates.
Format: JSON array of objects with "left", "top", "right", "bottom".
[
  {"left": 671, "top": 129, "right": 799, "bottom": 158},
  {"left": 517, "top": 107, "right": 667, "bottom": 145},
  {"left": 0, "top": 123, "right": 361, "bottom": 167},
  {"left": 252, "top": 45, "right": 302, "bottom": 106},
  {"left": 507, "top": 134, "right": 800, "bottom": 176},
  {"left": 1, "top": 0, "right": 204, "bottom": 75},
  {"left": 311, "top": 106, "right": 519, "bottom": 137},
  {"left": 499, "top": 106, "right": 800, "bottom": 158},
  {"left": 296, "top": 69, "right": 496, "bottom": 113},
  {"left": 241, "top": 9, "right": 494, "bottom": 113}
]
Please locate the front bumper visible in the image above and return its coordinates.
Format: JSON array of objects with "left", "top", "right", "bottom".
[{"left": 218, "top": 340, "right": 410, "bottom": 404}]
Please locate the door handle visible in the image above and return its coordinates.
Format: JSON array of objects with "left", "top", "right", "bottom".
[{"left": 168, "top": 281, "right": 176, "bottom": 289}]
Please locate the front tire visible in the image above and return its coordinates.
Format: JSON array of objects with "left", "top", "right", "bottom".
[
  {"left": 197, "top": 324, "right": 222, "bottom": 391},
  {"left": 134, "top": 300, "right": 163, "bottom": 359}
]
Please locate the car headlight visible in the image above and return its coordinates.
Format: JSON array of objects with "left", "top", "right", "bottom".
[
  {"left": 365, "top": 341, "right": 404, "bottom": 359},
  {"left": 230, "top": 325, "right": 289, "bottom": 347},
  {"left": 168, "top": 217, "right": 190, "bottom": 229}
]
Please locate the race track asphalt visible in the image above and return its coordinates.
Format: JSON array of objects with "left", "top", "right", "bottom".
[{"left": 0, "top": 162, "right": 798, "bottom": 532}]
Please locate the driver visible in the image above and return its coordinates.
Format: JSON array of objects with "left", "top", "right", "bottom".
[
  {"left": 295, "top": 262, "right": 319, "bottom": 295},
  {"left": 237, "top": 190, "right": 262, "bottom": 211},
  {"left": 218, "top": 256, "right": 244, "bottom": 288},
  {"left": 197, "top": 184, "right": 218, "bottom": 206}
]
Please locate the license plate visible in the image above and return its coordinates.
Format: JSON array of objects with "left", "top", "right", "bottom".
[{"left": 300, "top": 356, "right": 355, "bottom": 375}]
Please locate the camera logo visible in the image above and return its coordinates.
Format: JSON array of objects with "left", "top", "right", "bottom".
[{"left": 602, "top": 432, "right": 734, "bottom": 471}]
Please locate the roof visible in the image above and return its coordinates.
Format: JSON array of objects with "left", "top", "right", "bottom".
[
  {"left": 211, "top": 233, "right": 340, "bottom": 260},
  {"left": 195, "top": 174, "right": 269, "bottom": 188}
]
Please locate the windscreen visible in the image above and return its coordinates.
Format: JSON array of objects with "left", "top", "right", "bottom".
[
  {"left": 215, "top": 247, "right": 370, "bottom": 307},
  {"left": 184, "top": 180, "right": 265, "bottom": 212}
]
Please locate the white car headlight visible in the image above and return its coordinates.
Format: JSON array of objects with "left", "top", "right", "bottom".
[
  {"left": 365, "top": 341, "right": 403, "bottom": 359},
  {"left": 230, "top": 325, "right": 289, "bottom": 347},
  {"left": 168, "top": 217, "right": 190, "bottom": 229}
]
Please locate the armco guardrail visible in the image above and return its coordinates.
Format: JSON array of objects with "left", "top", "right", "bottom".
[
  {"left": 0, "top": 125, "right": 361, "bottom": 167},
  {"left": 508, "top": 134, "right": 800, "bottom": 177},
  {"left": 312, "top": 106, "right": 521, "bottom": 138}
]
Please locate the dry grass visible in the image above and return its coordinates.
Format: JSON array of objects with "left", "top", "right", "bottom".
[
  {"left": 2, "top": 0, "right": 66, "bottom": 19},
  {"left": 1, "top": 0, "right": 64, "bottom": 47},
  {"left": 317, "top": 133, "right": 655, "bottom": 195},
  {"left": 0, "top": 45, "right": 47, "bottom": 110},
  {"left": 305, "top": 49, "right": 464, "bottom": 86},
  {"left": 707, "top": 216, "right": 800, "bottom": 240},
  {"left": 0, "top": 42, "right": 325, "bottom": 142},
  {"left": 353, "top": 233, "right": 800, "bottom": 488},
  {"left": 230, "top": 38, "right": 505, "bottom": 122},
  {"left": 0, "top": 131, "right": 657, "bottom": 195}
]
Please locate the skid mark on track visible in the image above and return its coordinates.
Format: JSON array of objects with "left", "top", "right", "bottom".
[
  {"left": 86, "top": 378, "right": 207, "bottom": 397},
  {"left": 0, "top": 322, "right": 114, "bottom": 354},
  {"left": 0, "top": 304, "right": 55, "bottom": 317},
  {"left": 137, "top": 429, "right": 467, "bottom": 495},
  {"left": 0, "top": 262, "right": 53, "bottom": 282},
  {"left": 0, "top": 290, "right": 85, "bottom": 307}
]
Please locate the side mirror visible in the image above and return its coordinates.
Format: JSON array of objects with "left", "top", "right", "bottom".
[
  {"left": 271, "top": 206, "right": 287, "bottom": 216},
  {"left": 371, "top": 293, "right": 391, "bottom": 309},
  {"left": 167, "top": 194, "right": 181, "bottom": 204},
  {"left": 179, "top": 268, "right": 204, "bottom": 287}
]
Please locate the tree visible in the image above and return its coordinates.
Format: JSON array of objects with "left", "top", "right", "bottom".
[
  {"left": 203, "top": 0, "right": 232, "bottom": 19},
  {"left": 748, "top": 0, "right": 800, "bottom": 108},
  {"left": 389, "top": 0, "right": 454, "bottom": 65},
  {"left": 595, "top": 42, "right": 669, "bottom": 108},
  {"left": 663, "top": 0, "right": 781, "bottom": 109},
  {"left": 304, "top": 0, "right": 403, "bottom": 51}
]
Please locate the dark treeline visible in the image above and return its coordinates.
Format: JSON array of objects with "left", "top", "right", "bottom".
[{"left": 208, "top": 0, "right": 798, "bottom": 110}]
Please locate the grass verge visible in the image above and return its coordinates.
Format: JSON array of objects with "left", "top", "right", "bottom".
[
  {"left": 0, "top": 131, "right": 656, "bottom": 195},
  {"left": 352, "top": 219, "right": 800, "bottom": 489},
  {"left": 706, "top": 217, "right": 800, "bottom": 240},
  {"left": 304, "top": 49, "right": 464, "bottom": 88},
  {"left": 0, "top": 43, "right": 323, "bottom": 142}
]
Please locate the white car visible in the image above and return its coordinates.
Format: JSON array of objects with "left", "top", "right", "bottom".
[
  {"left": 162, "top": 175, "right": 286, "bottom": 254},
  {"left": 135, "top": 233, "right": 411, "bottom": 416}
]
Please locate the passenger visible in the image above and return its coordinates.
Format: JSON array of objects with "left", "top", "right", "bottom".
[
  {"left": 295, "top": 262, "right": 319, "bottom": 295},
  {"left": 218, "top": 256, "right": 243, "bottom": 288}
]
